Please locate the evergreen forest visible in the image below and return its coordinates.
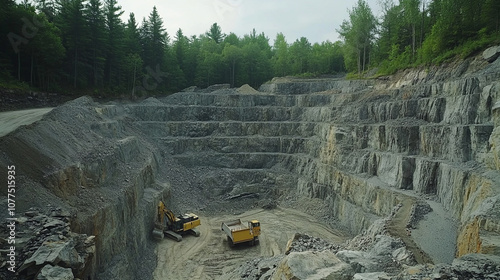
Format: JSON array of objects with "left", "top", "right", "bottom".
[{"left": 0, "top": 0, "right": 499, "bottom": 96}]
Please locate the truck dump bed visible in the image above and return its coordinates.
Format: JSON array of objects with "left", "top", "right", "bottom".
[
  {"left": 221, "top": 219, "right": 260, "bottom": 247},
  {"left": 223, "top": 219, "right": 247, "bottom": 231}
]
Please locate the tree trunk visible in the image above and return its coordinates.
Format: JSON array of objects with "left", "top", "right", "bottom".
[
  {"left": 18, "top": 52, "right": 21, "bottom": 81},
  {"left": 412, "top": 24, "right": 416, "bottom": 61},
  {"left": 363, "top": 45, "right": 366, "bottom": 73},
  {"left": 357, "top": 48, "right": 361, "bottom": 75},
  {"left": 74, "top": 47, "right": 78, "bottom": 88},
  {"left": 132, "top": 63, "right": 137, "bottom": 96},
  {"left": 92, "top": 48, "right": 96, "bottom": 86},
  {"left": 30, "top": 52, "right": 34, "bottom": 86},
  {"left": 231, "top": 60, "right": 235, "bottom": 88},
  {"left": 421, "top": 1, "right": 425, "bottom": 48}
]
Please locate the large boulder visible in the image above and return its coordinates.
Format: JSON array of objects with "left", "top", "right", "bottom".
[
  {"left": 19, "top": 240, "right": 82, "bottom": 277},
  {"left": 36, "top": 265, "right": 73, "bottom": 280},
  {"left": 336, "top": 250, "right": 380, "bottom": 273},
  {"left": 451, "top": 254, "right": 500, "bottom": 280},
  {"left": 483, "top": 46, "right": 500, "bottom": 63},
  {"left": 272, "top": 250, "right": 354, "bottom": 280}
]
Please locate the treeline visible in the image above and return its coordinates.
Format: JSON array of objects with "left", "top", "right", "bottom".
[
  {"left": 0, "top": 0, "right": 344, "bottom": 95},
  {"left": 339, "top": 0, "right": 500, "bottom": 75}
]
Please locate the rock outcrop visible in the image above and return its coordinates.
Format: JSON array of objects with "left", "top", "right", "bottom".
[{"left": 0, "top": 209, "right": 95, "bottom": 279}]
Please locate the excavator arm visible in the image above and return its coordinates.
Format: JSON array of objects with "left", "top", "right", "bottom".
[
  {"left": 153, "top": 201, "right": 170, "bottom": 239},
  {"left": 153, "top": 201, "right": 200, "bottom": 241},
  {"left": 164, "top": 208, "right": 178, "bottom": 226}
]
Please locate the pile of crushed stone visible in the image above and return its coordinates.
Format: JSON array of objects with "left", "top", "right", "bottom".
[{"left": 237, "top": 84, "right": 261, "bottom": 94}]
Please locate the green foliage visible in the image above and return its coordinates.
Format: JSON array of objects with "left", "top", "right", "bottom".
[
  {"left": 271, "top": 33, "right": 289, "bottom": 77},
  {"left": 352, "top": 0, "right": 500, "bottom": 76},
  {"left": 85, "top": 0, "right": 106, "bottom": 87},
  {"left": 337, "top": 0, "right": 377, "bottom": 74},
  {"left": 292, "top": 72, "right": 318, "bottom": 79},
  {"left": 1, "top": 1, "right": 347, "bottom": 95},
  {"left": 206, "top": 23, "right": 225, "bottom": 44}
]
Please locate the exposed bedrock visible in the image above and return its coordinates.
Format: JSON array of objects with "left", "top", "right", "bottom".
[
  {"left": 1, "top": 53, "right": 499, "bottom": 278},
  {"left": 0, "top": 99, "right": 167, "bottom": 279}
]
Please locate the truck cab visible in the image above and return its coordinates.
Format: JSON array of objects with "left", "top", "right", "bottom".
[
  {"left": 250, "top": 220, "right": 260, "bottom": 236},
  {"left": 221, "top": 219, "right": 261, "bottom": 247}
]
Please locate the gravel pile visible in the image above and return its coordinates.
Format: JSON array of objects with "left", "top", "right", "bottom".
[
  {"left": 285, "top": 233, "right": 342, "bottom": 254},
  {"left": 224, "top": 256, "right": 283, "bottom": 280},
  {"left": 237, "top": 84, "right": 261, "bottom": 94}
]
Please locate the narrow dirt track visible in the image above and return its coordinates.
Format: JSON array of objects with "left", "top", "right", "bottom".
[
  {"left": 387, "top": 197, "right": 433, "bottom": 264},
  {"left": 0, "top": 108, "right": 53, "bottom": 137},
  {"left": 153, "top": 207, "right": 349, "bottom": 280}
]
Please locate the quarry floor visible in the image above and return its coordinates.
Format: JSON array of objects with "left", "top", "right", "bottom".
[{"left": 153, "top": 206, "right": 349, "bottom": 280}]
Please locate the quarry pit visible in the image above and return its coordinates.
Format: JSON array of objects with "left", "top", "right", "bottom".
[{"left": 1, "top": 51, "right": 500, "bottom": 279}]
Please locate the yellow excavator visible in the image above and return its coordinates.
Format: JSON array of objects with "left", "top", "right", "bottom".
[{"left": 153, "top": 201, "right": 201, "bottom": 241}]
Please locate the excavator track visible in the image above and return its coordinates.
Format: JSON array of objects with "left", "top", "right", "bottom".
[
  {"left": 190, "top": 228, "right": 201, "bottom": 237},
  {"left": 165, "top": 230, "right": 183, "bottom": 242}
]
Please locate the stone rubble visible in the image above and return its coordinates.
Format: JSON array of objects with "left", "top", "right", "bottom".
[
  {"left": 0, "top": 208, "right": 95, "bottom": 280},
  {"left": 225, "top": 227, "right": 500, "bottom": 280},
  {"left": 223, "top": 199, "right": 499, "bottom": 280}
]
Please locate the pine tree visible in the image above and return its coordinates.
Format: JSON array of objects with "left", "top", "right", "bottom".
[
  {"left": 104, "top": 0, "right": 125, "bottom": 88},
  {"left": 173, "top": 28, "right": 188, "bottom": 79},
  {"left": 85, "top": 0, "right": 106, "bottom": 87},
  {"left": 142, "top": 6, "right": 167, "bottom": 70},
  {"left": 124, "top": 13, "right": 142, "bottom": 94},
  {"left": 56, "top": 0, "right": 89, "bottom": 88},
  {"left": 271, "top": 33, "right": 289, "bottom": 77},
  {"left": 206, "top": 23, "right": 225, "bottom": 44},
  {"left": 482, "top": 0, "right": 500, "bottom": 33}
]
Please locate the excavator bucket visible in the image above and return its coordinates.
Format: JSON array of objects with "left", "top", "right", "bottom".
[{"left": 153, "top": 228, "right": 164, "bottom": 240}]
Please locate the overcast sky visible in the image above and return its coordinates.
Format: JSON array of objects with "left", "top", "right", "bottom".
[{"left": 117, "top": 0, "right": 382, "bottom": 44}]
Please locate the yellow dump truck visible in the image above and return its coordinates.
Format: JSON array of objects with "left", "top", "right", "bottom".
[{"left": 221, "top": 219, "right": 260, "bottom": 247}]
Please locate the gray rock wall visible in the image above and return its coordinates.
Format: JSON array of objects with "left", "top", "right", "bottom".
[
  {"left": 0, "top": 98, "right": 165, "bottom": 279},
  {"left": 127, "top": 54, "right": 500, "bottom": 258},
  {"left": 1, "top": 52, "right": 500, "bottom": 279}
]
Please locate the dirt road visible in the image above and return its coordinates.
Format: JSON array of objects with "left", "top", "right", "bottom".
[
  {"left": 387, "top": 197, "right": 433, "bottom": 264},
  {"left": 153, "top": 207, "right": 349, "bottom": 279},
  {"left": 0, "top": 108, "right": 53, "bottom": 137}
]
